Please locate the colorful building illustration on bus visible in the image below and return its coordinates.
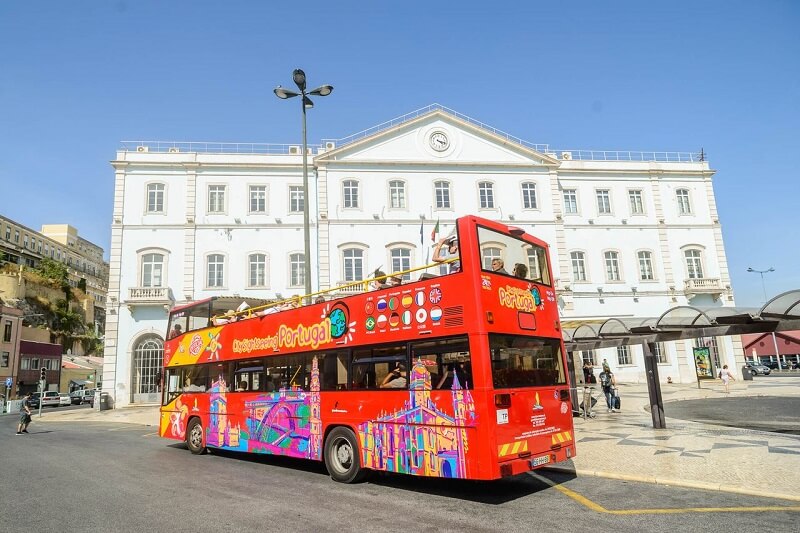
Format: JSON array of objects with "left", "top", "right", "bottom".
[
  {"left": 207, "top": 357, "right": 322, "bottom": 459},
  {"left": 357, "top": 359, "right": 476, "bottom": 478}
]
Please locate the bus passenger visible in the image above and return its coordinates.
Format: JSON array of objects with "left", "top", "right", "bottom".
[
  {"left": 236, "top": 381, "right": 248, "bottom": 392},
  {"left": 491, "top": 259, "right": 507, "bottom": 274},
  {"left": 380, "top": 364, "right": 407, "bottom": 388},
  {"left": 169, "top": 324, "right": 182, "bottom": 339},
  {"left": 387, "top": 276, "right": 402, "bottom": 287},
  {"left": 369, "top": 270, "right": 387, "bottom": 291},
  {"left": 513, "top": 263, "right": 528, "bottom": 279},
  {"left": 433, "top": 237, "right": 460, "bottom": 273}
]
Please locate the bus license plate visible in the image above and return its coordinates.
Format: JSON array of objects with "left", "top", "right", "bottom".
[{"left": 530, "top": 455, "right": 550, "bottom": 468}]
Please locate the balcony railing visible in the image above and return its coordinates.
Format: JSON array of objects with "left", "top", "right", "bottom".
[
  {"left": 684, "top": 278, "right": 723, "bottom": 294},
  {"left": 127, "top": 287, "right": 173, "bottom": 305}
]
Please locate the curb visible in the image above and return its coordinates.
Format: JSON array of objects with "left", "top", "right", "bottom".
[{"left": 542, "top": 465, "right": 800, "bottom": 502}]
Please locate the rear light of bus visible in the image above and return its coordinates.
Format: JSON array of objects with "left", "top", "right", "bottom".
[
  {"left": 495, "top": 393, "right": 511, "bottom": 408},
  {"left": 500, "top": 464, "right": 513, "bottom": 477}
]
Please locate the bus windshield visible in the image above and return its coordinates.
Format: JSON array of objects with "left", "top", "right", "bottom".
[{"left": 477, "top": 226, "right": 551, "bottom": 285}]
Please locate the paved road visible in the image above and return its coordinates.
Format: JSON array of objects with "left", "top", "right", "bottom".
[{"left": 1, "top": 417, "right": 797, "bottom": 532}]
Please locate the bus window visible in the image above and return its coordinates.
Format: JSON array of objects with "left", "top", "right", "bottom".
[
  {"left": 234, "top": 360, "right": 264, "bottom": 392},
  {"left": 319, "top": 351, "right": 349, "bottom": 391},
  {"left": 477, "top": 226, "right": 551, "bottom": 285},
  {"left": 351, "top": 344, "right": 406, "bottom": 390},
  {"left": 489, "top": 334, "right": 565, "bottom": 388},
  {"left": 411, "top": 336, "right": 472, "bottom": 390}
]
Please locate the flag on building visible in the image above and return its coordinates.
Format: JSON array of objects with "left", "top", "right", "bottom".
[{"left": 430, "top": 219, "right": 440, "bottom": 242}]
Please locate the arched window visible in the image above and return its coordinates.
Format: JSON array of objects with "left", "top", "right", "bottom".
[
  {"left": 141, "top": 253, "right": 164, "bottom": 287},
  {"left": 289, "top": 253, "right": 305, "bottom": 287},
  {"left": 132, "top": 335, "right": 163, "bottom": 398},
  {"left": 343, "top": 180, "right": 360, "bottom": 209},
  {"left": 389, "top": 180, "right": 406, "bottom": 209},
  {"left": 637, "top": 250, "right": 655, "bottom": 281},
  {"left": 342, "top": 248, "right": 364, "bottom": 282},
  {"left": 389, "top": 247, "right": 412, "bottom": 280},
  {"left": 570, "top": 251, "right": 587, "bottom": 282},
  {"left": 248, "top": 253, "right": 268, "bottom": 287},
  {"left": 604, "top": 251, "right": 621, "bottom": 281},
  {"left": 684, "top": 249, "right": 704, "bottom": 278}
]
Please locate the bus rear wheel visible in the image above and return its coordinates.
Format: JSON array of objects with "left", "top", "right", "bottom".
[
  {"left": 324, "top": 427, "right": 367, "bottom": 483},
  {"left": 186, "top": 418, "right": 207, "bottom": 455}
]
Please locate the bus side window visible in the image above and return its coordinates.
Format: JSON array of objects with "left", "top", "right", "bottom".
[{"left": 320, "top": 351, "right": 349, "bottom": 391}]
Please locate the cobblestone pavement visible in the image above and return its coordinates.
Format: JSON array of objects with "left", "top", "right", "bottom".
[{"left": 41, "top": 376, "right": 800, "bottom": 500}]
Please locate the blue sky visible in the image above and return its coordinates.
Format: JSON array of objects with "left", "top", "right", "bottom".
[{"left": 1, "top": 1, "right": 797, "bottom": 307}]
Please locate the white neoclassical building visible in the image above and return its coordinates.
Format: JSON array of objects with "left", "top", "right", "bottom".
[{"left": 102, "top": 104, "right": 740, "bottom": 407}]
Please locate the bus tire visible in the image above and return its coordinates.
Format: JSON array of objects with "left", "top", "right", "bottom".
[
  {"left": 186, "top": 418, "right": 207, "bottom": 455},
  {"left": 324, "top": 427, "right": 366, "bottom": 483}
]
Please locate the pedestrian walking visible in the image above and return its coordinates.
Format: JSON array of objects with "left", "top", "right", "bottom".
[
  {"left": 718, "top": 364, "right": 735, "bottom": 394},
  {"left": 16, "top": 392, "right": 33, "bottom": 435},
  {"left": 598, "top": 364, "right": 616, "bottom": 412}
]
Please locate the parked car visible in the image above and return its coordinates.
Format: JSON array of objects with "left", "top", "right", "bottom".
[
  {"left": 29, "top": 391, "right": 61, "bottom": 408},
  {"left": 70, "top": 389, "right": 95, "bottom": 405},
  {"left": 745, "top": 362, "right": 771, "bottom": 376},
  {"left": 58, "top": 392, "right": 71, "bottom": 406}
]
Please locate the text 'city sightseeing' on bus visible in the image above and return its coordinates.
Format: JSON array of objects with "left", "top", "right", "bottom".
[{"left": 159, "top": 215, "right": 575, "bottom": 483}]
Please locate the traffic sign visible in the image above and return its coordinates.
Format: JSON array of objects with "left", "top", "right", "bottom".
[{"left": 4, "top": 377, "right": 11, "bottom": 387}]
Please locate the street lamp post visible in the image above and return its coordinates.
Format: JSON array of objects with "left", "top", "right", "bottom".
[
  {"left": 274, "top": 69, "right": 333, "bottom": 304},
  {"left": 747, "top": 267, "right": 782, "bottom": 370}
]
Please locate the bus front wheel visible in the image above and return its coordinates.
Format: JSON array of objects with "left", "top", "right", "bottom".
[
  {"left": 324, "top": 427, "right": 366, "bottom": 483},
  {"left": 186, "top": 418, "right": 207, "bottom": 455}
]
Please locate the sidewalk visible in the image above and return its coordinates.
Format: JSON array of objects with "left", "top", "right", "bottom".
[
  {"left": 550, "top": 376, "right": 800, "bottom": 501},
  {"left": 38, "top": 378, "right": 800, "bottom": 500}
]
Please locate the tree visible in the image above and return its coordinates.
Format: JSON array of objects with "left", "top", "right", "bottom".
[{"left": 36, "top": 258, "right": 68, "bottom": 283}]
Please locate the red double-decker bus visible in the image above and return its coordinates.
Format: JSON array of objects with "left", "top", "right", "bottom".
[{"left": 160, "top": 215, "right": 575, "bottom": 482}]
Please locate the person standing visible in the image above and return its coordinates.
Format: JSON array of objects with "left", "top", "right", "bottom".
[
  {"left": 16, "top": 392, "right": 32, "bottom": 435},
  {"left": 433, "top": 237, "right": 461, "bottom": 273},
  {"left": 719, "top": 364, "right": 736, "bottom": 394},
  {"left": 598, "top": 364, "right": 616, "bottom": 412}
]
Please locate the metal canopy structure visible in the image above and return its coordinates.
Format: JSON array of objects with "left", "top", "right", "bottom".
[{"left": 563, "top": 289, "right": 800, "bottom": 351}]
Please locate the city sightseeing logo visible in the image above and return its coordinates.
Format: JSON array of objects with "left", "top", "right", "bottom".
[{"left": 498, "top": 285, "right": 542, "bottom": 312}]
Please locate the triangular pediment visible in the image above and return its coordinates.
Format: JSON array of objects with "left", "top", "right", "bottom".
[{"left": 316, "top": 105, "right": 558, "bottom": 167}]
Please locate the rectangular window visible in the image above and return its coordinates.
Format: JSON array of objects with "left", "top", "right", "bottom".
[
  {"left": 638, "top": 251, "right": 655, "bottom": 281},
  {"left": 653, "top": 343, "right": 668, "bottom": 364},
  {"left": 289, "top": 186, "right": 304, "bottom": 213},
  {"left": 287, "top": 253, "right": 304, "bottom": 287},
  {"left": 21, "top": 357, "right": 31, "bottom": 370},
  {"left": 604, "top": 251, "right": 621, "bottom": 281},
  {"left": 628, "top": 190, "right": 644, "bottom": 215},
  {"left": 490, "top": 334, "right": 566, "bottom": 388},
  {"left": 4, "top": 226, "right": 9, "bottom": 240},
  {"left": 249, "top": 186, "right": 267, "bottom": 213},
  {"left": 581, "top": 350, "right": 597, "bottom": 366},
  {"left": 676, "top": 189, "right": 692, "bottom": 215},
  {"left": 208, "top": 185, "right": 226, "bottom": 213},
  {"left": 318, "top": 350, "right": 350, "bottom": 391},
  {"left": 390, "top": 248, "right": 412, "bottom": 280},
  {"left": 617, "top": 346, "right": 632, "bottom": 365},
  {"left": 478, "top": 182, "right": 495, "bottom": 209},
  {"left": 434, "top": 181, "right": 451, "bottom": 209},
  {"left": 207, "top": 254, "right": 224, "bottom": 287},
  {"left": 343, "top": 249, "right": 364, "bottom": 282},
  {"left": 389, "top": 180, "right": 406, "bottom": 209},
  {"left": 1, "top": 351, "right": 8, "bottom": 367},
  {"left": 521, "top": 182, "right": 538, "bottom": 209},
  {"left": 343, "top": 181, "right": 359, "bottom": 209},
  {"left": 596, "top": 190, "right": 612, "bottom": 215},
  {"left": 147, "top": 183, "right": 165, "bottom": 213},
  {"left": 14, "top": 230, "right": 20, "bottom": 243},
  {"left": 3, "top": 321, "right": 11, "bottom": 342},
  {"left": 411, "top": 336, "right": 473, "bottom": 390},
  {"left": 23, "top": 235, "right": 28, "bottom": 248},
  {"left": 563, "top": 189, "right": 578, "bottom": 214}
]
